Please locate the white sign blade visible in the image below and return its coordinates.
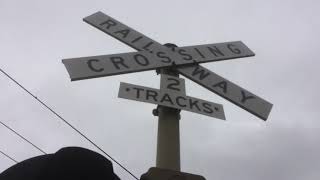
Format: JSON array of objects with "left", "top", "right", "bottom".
[
  {"left": 83, "top": 12, "right": 254, "bottom": 62},
  {"left": 62, "top": 51, "right": 194, "bottom": 81},
  {"left": 178, "top": 65, "right": 273, "bottom": 120},
  {"left": 118, "top": 82, "right": 226, "bottom": 120},
  {"left": 63, "top": 41, "right": 253, "bottom": 81}
]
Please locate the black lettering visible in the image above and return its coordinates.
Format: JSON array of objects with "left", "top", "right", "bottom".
[
  {"left": 189, "top": 99, "right": 201, "bottom": 111},
  {"left": 191, "top": 66, "right": 210, "bottom": 80},
  {"left": 142, "top": 42, "right": 154, "bottom": 52},
  {"left": 202, "top": 103, "right": 214, "bottom": 114},
  {"left": 178, "top": 49, "right": 193, "bottom": 61},
  {"left": 146, "top": 90, "right": 158, "bottom": 101},
  {"left": 99, "top": 19, "right": 117, "bottom": 29},
  {"left": 241, "top": 90, "right": 255, "bottom": 103},
  {"left": 114, "top": 29, "right": 130, "bottom": 39},
  {"left": 132, "top": 87, "right": 144, "bottom": 98},
  {"left": 110, "top": 57, "right": 129, "bottom": 70},
  {"left": 131, "top": 36, "right": 143, "bottom": 43},
  {"left": 227, "top": 44, "right": 241, "bottom": 54},
  {"left": 167, "top": 78, "right": 180, "bottom": 91},
  {"left": 212, "top": 81, "right": 228, "bottom": 94},
  {"left": 156, "top": 51, "right": 172, "bottom": 63},
  {"left": 208, "top": 46, "right": 224, "bottom": 57},
  {"left": 134, "top": 54, "right": 150, "bottom": 66},
  {"left": 160, "top": 93, "right": 174, "bottom": 105},
  {"left": 87, "top": 59, "right": 104, "bottom": 72},
  {"left": 194, "top": 48, "right": 205, "bottom": 58},
  {"left": 176, "top": 96, "right": 187, "bottom": 107}
]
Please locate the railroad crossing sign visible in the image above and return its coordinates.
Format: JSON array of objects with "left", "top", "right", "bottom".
[
  {"left": 62, "top": 11, "right": 272, "bottom": 120},
  {"left": 62, "top": 11, "right": 274, "bottom": 179}
]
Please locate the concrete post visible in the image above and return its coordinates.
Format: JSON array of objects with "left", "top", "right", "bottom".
[{"left": 155, "top": 43, "right": 181, "bottom": 171}]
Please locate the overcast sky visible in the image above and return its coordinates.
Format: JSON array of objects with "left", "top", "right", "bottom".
[{"left": 1, "top": 0, "right": 319, "bottom": 179}]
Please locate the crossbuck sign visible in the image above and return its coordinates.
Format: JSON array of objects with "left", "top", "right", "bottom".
[{"left": 63, "top": 11, "right": 273, "bottom": 121}]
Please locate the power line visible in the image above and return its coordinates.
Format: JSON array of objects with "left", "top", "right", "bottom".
[
  {"left": 0, "top": 68, "right": 139, "bottom": 180},
  {"left": 0, "top": 120, "right": 46, "bottom": 155},
  {"left": 0, "top": 150, "right": 17, "bottom": 163}
]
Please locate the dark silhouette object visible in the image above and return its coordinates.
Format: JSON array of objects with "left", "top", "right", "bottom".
[{"left": 0, "top": 147, "right": 120, "bottom": 180}]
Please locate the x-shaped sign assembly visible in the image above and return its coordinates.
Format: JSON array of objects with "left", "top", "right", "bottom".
[{"left": 63, "top": 11, "right": 273, "bottom": 121}]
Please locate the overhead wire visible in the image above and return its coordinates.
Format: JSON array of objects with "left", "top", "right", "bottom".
[
  {"left": 0, "top": 68, "right": 139, "bottom": 180},
  {"left": 0, "top": 150, "right": 17, "bottom": 163},
  {"left": 0, "top": 120, "right": 46, "bottom": 155}
]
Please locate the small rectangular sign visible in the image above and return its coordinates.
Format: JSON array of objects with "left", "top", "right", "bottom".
[
  {"left": 141, "top": 167, "right": 206, "bottom": 180},
  {"left": 160, "top": 74, "right": 186, "bottom": 95},
  {"left": 118, "top": 82, "right": 225, "bottom": 120}
]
